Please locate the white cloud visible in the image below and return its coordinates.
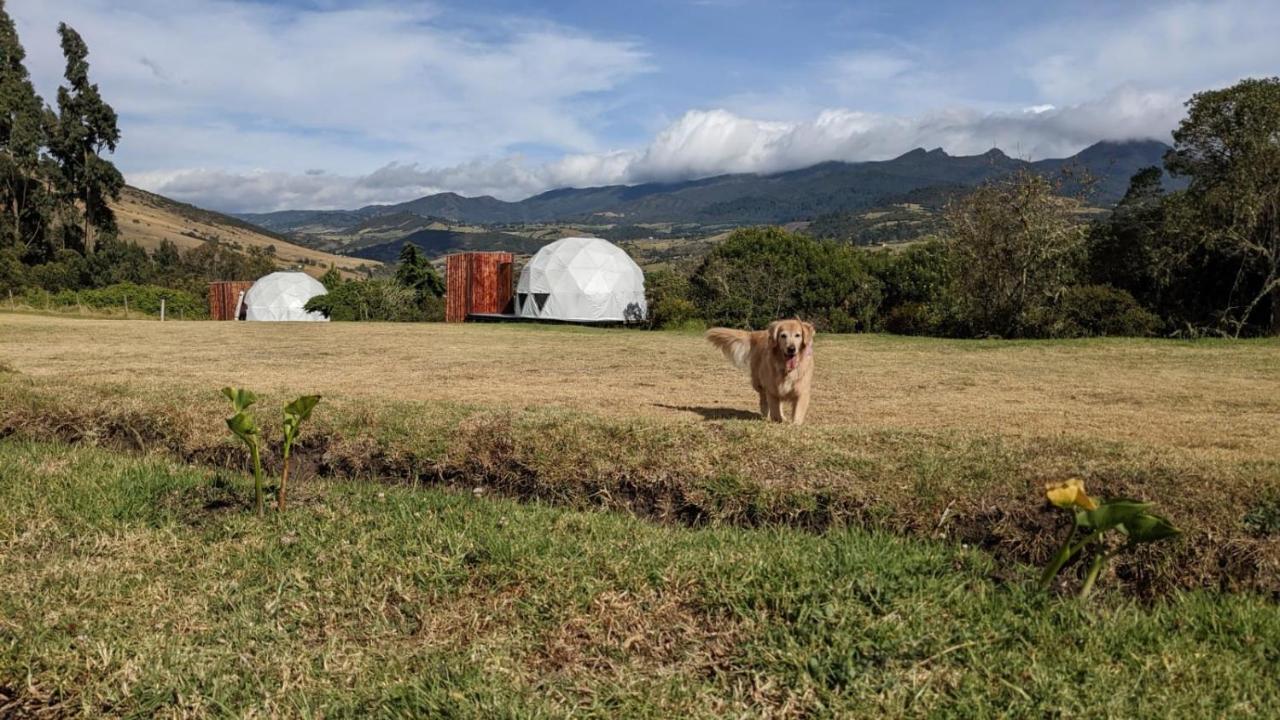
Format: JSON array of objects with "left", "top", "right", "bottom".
[
  {"left": 1018, "top": 0, "right": 1280, "bottom": 105},
  {"left": 10, "top": 0, "right": 650, "bottom": 174},
  {"left": 136, "top": 85, "right": 1184, "bottom": 212},
  {"left": 10, "top": 0, "right": 1280, "bottom": 213}
]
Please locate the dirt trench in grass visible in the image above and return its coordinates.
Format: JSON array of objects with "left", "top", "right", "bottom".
[{"left": 2, "top": 375, "right": 1277, "bottom": 600}]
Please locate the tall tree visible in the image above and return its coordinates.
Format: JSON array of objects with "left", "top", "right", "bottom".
[
  {"left": 1087, "top": 167, "right": 1166, "bottom": 307},
  {"left": 943, "top": 171, "right": 1087, "bottom": 337},
  {"left": 0, "top": 0, "right": 53, "bottom": 261},
  {"left": 48, "top": 22, "right": 122, "bottom": 255},
  {"left": 394, "top": 242, "right": 444, "bottom": 298},
  {"left": 1165, "top": 77, "right": 1280, "bottom": 336},
  {"left": 318, "top": 263, "right": 343, "bottom": 291}
]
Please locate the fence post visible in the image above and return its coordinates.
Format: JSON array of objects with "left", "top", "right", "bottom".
[
  {"left": 124, "top": 295, "right": 129, "bottom": 319},
  {"left": 160, "top": 298, "right": 166, "bottom": 322},
  {"left": 7, "top": 289, "right": 12, "bottom": 309}
]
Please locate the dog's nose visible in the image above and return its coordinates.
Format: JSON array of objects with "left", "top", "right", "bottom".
[{"left": 785, "top": 347, "right": 797, "bottom": 356}]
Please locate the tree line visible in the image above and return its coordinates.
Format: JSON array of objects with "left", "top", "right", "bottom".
[
  {"left": 649, "top": 77, "right": 1280, "bottom": 339},
  {"left": 0, "top": 1, "right": 283, "bottom": 313}
]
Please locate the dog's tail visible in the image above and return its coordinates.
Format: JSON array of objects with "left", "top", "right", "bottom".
[{"left": 705, "top": 328, "right": 752, "bottom": 370}]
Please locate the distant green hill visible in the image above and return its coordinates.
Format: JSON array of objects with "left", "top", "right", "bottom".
[
  {"left": 238, "top": 140, "right": 1174, "bottom": 253},
  {"left": 348, "top": 228, "right": 547, "bottom": 263}
]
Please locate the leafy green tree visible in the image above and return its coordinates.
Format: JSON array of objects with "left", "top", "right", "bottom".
[
  {"left": 943, "top": 171, "right": 1087, "bottom": 337},
  {"left": 644, "top": 268, "right": 702, "bottom": 329},
  {"left": 394, "top": 242, "right": 444, "bottom": 298},
  {"left": 152, "top": 238, "right": 179, "bottom": 269},
  {"left": 690, "top": 226, "right": 881, "bottom": 331},
  {"left": 0, "top": 1, "right": 54, "bottom": 262},
  {"left": 0, "top": 245, "right": 25, "bottom": 289},
  {"left": 1087, "top": 167, "right": 1166, "bottom": 309},
  {"left": 1164, "top": 77, "right": 1280, "bottom": 336},
  {"left": 304, "top": 278, "right": 426, "bottom": 322},
  {"left": 319, "top": 263, "right": 342, "bottom": 291},
  {"left": 861, "top": 240, "right": 953, "bottom": 336},
  {"left": 48, "top": 22, "right": 122, "bottom": 255}
]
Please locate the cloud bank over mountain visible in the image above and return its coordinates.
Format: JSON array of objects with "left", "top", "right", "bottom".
[
  {"left": 11, "top": 0, "right": 1279, "bottom": 212},
  {"left": 136, "top": 86, "right": 1184, "bottom": 212}
]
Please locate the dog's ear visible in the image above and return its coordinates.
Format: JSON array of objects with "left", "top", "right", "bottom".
[
  {"left": 802, "top": 321, "right": 815, "bottom": 346},
  {"left": 767, "top": 321, "right": 781, "bottom": 343}
]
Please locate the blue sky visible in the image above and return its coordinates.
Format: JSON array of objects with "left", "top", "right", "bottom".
[{"left": 9, "top": 0, "right": 1280, "bottom": 211}]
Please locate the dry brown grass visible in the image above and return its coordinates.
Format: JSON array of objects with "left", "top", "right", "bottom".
[
  {"left": 2, "top": 313, "right": 1278, "bottom": 595},
  {"left": 112, "top": 186, "right": 376, "bottom": 275},
  {"left": 2, "top": 313, "right": 1276, "bottom": 463}
]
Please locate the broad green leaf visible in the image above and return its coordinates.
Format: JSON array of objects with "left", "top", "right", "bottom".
[
  {"left": 284, "top": 395, "right": 321, "bottom": 424},
  {"left": 282, "top": 395, "right": 321, "bottom": 457},
  {"left": 226, "top": 410, "right": 259, "bottom": 439},
  {"left": 222, "top": 387, "right": 257, "bottom": 413},
  {"left": 1119, "top": 512, "right": 1180, "bottom": 543},
  {"left": 1078, "top": 499, "right": 1151, "bottom": 532}
]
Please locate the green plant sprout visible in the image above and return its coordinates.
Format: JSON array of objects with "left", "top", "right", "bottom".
[
  {"left": 222, "top": 387, "right": 265, "bottom": 516},
  {"left": 1039, "top": 478, "right": 1180, "bottom": 598},
  {"left": 279, "top": 395, "right": 320, "bottom": 512}
]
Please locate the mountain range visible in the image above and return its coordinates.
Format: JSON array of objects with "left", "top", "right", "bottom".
[
  {"left": 241, "top": 140, "right": 1170, "bottom": 231},
  {"left": 233, "top": 140, "right": 1174, "bottom": 261}
]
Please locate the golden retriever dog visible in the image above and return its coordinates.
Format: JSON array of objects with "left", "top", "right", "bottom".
[{"left": 705, "top": 319, "right": 815, "bottom": 424}]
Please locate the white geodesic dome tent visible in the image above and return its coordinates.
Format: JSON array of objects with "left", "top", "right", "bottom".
[
  {"left": 515, "top": 237, "right": 647, "bottom": 322},
  {"left": 241, "top": 271, "right": 329, "bottom": 322}
]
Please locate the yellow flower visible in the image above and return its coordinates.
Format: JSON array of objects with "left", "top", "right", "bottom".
[{"left": 1045, "top": 478, "right": 1099, "bottom": 511}]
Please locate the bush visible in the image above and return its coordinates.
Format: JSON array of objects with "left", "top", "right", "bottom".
[
  {"left": 883, "top": 302, "right": 948, "bottom": 336},
  {"left": 644, "top": 269, "right": 703, "bottom": 329},
  {"left": 0, "top": 248, "right": 28, "bottom": 292},
  {"left": 1038, "top": 285, "right": 1162, "bottom": 338},
  {"left": 12, "top": 282, "right": 205, "bottom": 318},
  {"left": 943, "top": 172, "right": 1088, "bottom": 338},
  {"left": 689, "top": 227, "right": 881, "bottom": 331},
  {"left": 305, "top": 279, "right": 431, "bottom": 322}
]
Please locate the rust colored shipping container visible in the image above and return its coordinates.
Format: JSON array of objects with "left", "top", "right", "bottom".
[
  {"left": 445, "top": 255, "right": 468, "bottom": 323},
  {"left": 445, "top": 252, "right": 514, "bottom": 322},
  {"left": 207, "top": 281, "right": 254, "bottom": 321}
]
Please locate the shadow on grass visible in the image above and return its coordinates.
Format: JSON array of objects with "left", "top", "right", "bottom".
[{"left": 652, "top": 403, "right": 761, "bottom": 421}]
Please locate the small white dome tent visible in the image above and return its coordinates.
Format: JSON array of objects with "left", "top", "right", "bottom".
[
  {"left": 515, "top": 237, "right": 647, "bottom": 322},
  {"left": 241, "top": 271, "right": 329, "bottom": 322}
]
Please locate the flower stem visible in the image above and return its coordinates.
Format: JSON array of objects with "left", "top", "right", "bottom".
[
  {"left": 1067, "top": 529, "right": 1106, "bottom": 557},
  {"left": 1038, "top": 524, "right": 1078, "bottom": 590},
  {"left": 279, "top": 452, "right": 290, "bottom": 513},
  {"left": 250, "top": 439, "right": 264, "bottom": 516},
  {"left": 1079, "top": 546, "right": 1120, "bottom": 599}
]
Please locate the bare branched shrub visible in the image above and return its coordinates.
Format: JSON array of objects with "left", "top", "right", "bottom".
[{"left": 943, "top": 171, "right": 1087, "bottom": 337}]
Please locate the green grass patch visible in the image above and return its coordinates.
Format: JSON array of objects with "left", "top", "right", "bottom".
[
  {"left": 2, "top": 378, "right": 1278, "bottom": 597},
  {"left": 1, "top": 441, "right": 1277, "bottom": 717}
]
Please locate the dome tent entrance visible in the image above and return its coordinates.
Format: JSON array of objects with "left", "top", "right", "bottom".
[
  {"left": 242, "top": 272, "right": 329, "bottom": 322},
  {"left": 515, "top": 237, "right": 647, "bottom": 323}
]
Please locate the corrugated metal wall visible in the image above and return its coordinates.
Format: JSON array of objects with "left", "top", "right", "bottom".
[
  {"left": 207, "top": 281, "right": 255, "bottom": 321},
  {"left": 445, "top": 252, "right": 514, "bottom": 322},
  {"left": 445, "top": 255, "right": 469, "bottom": 323}
]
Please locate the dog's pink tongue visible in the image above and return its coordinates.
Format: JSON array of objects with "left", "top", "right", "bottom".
[{"left": 786, "top": 355, "right": 799, "bottom": 371}]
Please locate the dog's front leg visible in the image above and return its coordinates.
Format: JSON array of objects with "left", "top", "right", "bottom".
[
  {"left": 792, "top": 394, "right": 810, "bottom": 425},
  {"left": 767, "top": 394, "right": 784, "bottom": 422},
  {"left": 757, "top": 390, "right": 769, "bottom": 420}
]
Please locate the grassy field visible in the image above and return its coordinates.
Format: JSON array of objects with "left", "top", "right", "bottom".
[
  {"left": 2, "top": 313, "right": 1278, "bottom": 599},
  {"left": 2, "top": 441, "right": 1278, "bottom": 717},
  {"left": 3, "top": 313, "right": 1277, "bottom": 459}
]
